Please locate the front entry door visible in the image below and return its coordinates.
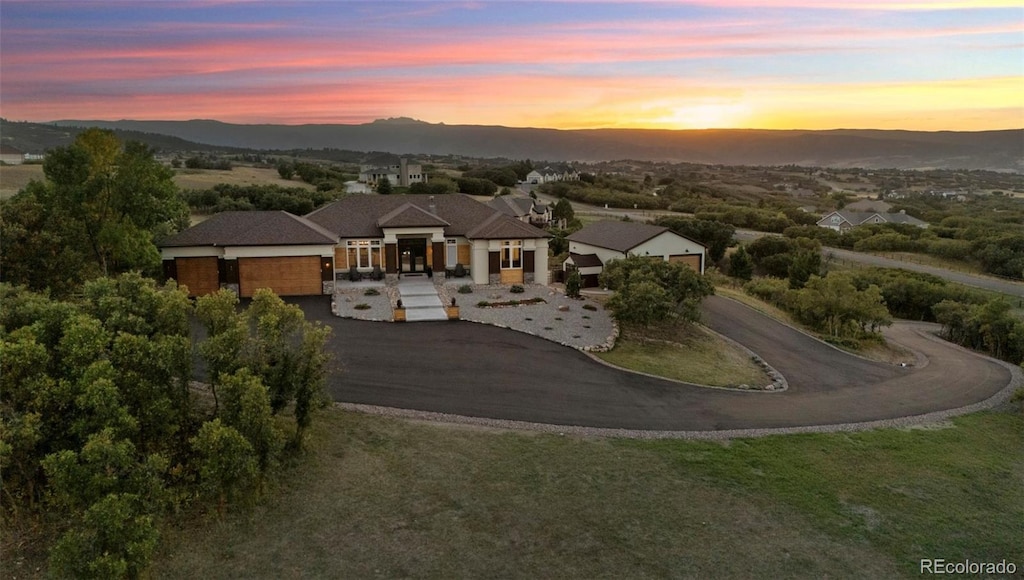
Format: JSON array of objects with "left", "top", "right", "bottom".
[{"left": 398, "top": 239, "right": 427, "bottom": 273}]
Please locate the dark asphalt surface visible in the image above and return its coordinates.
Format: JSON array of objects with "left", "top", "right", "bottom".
[{"left": 291, "top": 294, "right": 1011, "bottom": 431}]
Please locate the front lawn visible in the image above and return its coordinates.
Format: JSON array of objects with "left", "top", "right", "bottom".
[
  {"left": 597, "top": 323, "right": 768, "bottom": 388},
  {"left": 149, "top": 407, "right": 1024, "bottom": 579}
]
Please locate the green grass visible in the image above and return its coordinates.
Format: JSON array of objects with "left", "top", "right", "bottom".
[
  {"left": 597, "top": 324, "right": 767, "bottom": 387},
  {"left": 151, "top": 408, "right": 1024, "bottom": 579}
]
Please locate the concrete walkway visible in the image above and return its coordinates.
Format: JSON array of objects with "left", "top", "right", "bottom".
[{"left": 398, "top": 276, "right": 447, "bottom": 321}]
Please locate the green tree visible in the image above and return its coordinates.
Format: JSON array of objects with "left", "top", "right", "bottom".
[
  {"left": 792, "top": 273, "right": 891, "bottom": 338},
  {"left": 0, "top": 130, "right": 187, "bottom": 293},
  {"left": 565, "top": 269, "right": 582, "bottom": 299},
  {"left": 190, "top": 419, "right": 259, "bottom": 513},
  {"left": 728, "top": 246, "right": 753, "bottom": 281},
  {"left": 48, "top": 493, "right": 159, "bottom": 580},
  {"left": 552, "top": 198, "right": 575, "bottom": 224},
  {"left": 601, "top": 255, "right": 714, "bottom": 332},
  {"left": 788, "top": 249, "right": 821, "bottom": 289},
  {"left": 219, "top": 369, "right": 283, "bottom": 473},
  {"left": 377, "top": 176, "right": 393, "bottom": 194},
  {"left": 277, "top": 161, "right": 294, "bottom": 180}
]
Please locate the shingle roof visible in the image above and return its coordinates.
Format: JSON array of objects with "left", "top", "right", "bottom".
[
  {"left": 306, "top": 194, "right": 548, "bottom": 239},
  {"left": 821, "top": 210, "right": 928, "bottom": 227},
  {"left": 377, "top": 203, "right": 450, "bottom": 228},
  {"left": 161, "top": 211, "right": 338, "bottom": 247},
  {"left": 567, "top": 253, "right": 603, "bottom": 268},
  {"left": 568, "top": 220, "right": 677, "bottom": 253},
  {"left": 464, "top": 211, "right": 550, "bottom": 240},
  {"left": 487, "top": 196, "right": 534, "bottom": 217}
]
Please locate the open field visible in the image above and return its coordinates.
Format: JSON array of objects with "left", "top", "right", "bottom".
[
  {"left": 598, "top": 323, "right": 767, "bottom": 388},
  {"left": 0, "top": 164, "right": 43, "bottom": 198},
  {"left": 147, "top": 408, "right": 1023, "bottom": 579},
  {"left": 0, "top": 164, "right": 314, "bottom": 199},
  {"left": 172, "top": 165, "right": 315, "bottom": 191}
]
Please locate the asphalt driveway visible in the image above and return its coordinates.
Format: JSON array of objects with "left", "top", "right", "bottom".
[{"left": 292, "top": 295, "right": 1012, "bottom": 432}]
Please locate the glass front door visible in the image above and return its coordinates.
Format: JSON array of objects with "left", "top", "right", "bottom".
[{"left": 398, "top": 238, "right": 427, "bottom": 273}]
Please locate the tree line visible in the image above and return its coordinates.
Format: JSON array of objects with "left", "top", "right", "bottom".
[{"left": 1, "top": 277, "right": 331, "bottom": 577}]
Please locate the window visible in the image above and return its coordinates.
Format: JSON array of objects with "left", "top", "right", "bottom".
[
  {"left": 446, "top": 239, "right": 458, "bottom": 268},
  {"left": 500, "top": 240, "right": 522, "bottom": 269},
  {"left": 346, "top": 240, "right": 382, "bottom": 268}
]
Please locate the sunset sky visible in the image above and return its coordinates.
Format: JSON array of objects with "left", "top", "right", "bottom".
[{"left": 1, "top": 1, "right": 1021, "bottom": 131}]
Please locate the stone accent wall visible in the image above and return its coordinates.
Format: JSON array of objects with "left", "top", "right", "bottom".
[{"left": 488, "top": 273, "right": 501, "bottom": 285}]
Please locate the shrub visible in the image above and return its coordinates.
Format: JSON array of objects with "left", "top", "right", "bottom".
[
  {"left": 510, "top": 284, "right": 525, "bottom": 294},
  {"left": 582, "top": 303, "right": 598, "bottom": 311},
  {"left": 458, "top": 284, "right": 473, "bottom": 294},
  {"left": 354, "top": 303, "right": 371, "bottom": 310},
  {"left": 363, "top": 288, "right": 380, "bottom": 296},
  {"left": 565, "top": 269, "right": 582, "bottom": 298}
]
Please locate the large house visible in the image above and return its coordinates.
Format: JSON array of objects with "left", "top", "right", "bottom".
[
  {"left": 358, "top": 158, "right": 427, "bottom": 187},
  {"left": 487, "top": 195, "right": 551, "bottom": 226},
  {"left": 817, "top": 209, "right": 928, "bottom": 232},
  {"left": 563, "top": 221, "right": 706, "bottom": 287},
  {"left": 160, "top": 194, "right": 550, "bottom": 297},
  {"left": 525, "top": 164, "right": 580, "bottom": 184}
]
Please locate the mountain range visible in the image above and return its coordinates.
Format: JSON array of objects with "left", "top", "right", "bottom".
[{"left": 31, "top": 118, "right": 1024, "bottom": 171}]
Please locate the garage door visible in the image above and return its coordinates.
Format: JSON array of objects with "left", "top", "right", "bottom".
[
  {"left": 175, "top": 257, "right": 219, "bottom": 297},
  {"left": 239, "top": 256, "right": 322, "bottom": 297},
  {"left": 669, "top": 254, "right": 702, "bottom": 272}
]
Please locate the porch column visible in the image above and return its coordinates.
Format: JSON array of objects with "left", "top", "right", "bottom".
[
  {"left": 385, "top": 243, "right": 398, "bottom": 274},
  {"left": 471, "top": 243, "right": 489, "bottom": 285},
  {"left": 534, "top": 239, "right": 549, "bottom": 285},
  {"left": 432, "top": 241, "right": 445, "bottom": 273}
]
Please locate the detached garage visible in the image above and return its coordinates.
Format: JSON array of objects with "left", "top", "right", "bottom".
[
  {"left": 562, "top": 220, "right": 706, "bottom": 285},
  {"left": 160, "top": 211, "right": 338, "bottom": 298}
]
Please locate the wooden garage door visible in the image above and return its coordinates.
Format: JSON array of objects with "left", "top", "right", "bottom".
[
  {"left": 669, "top": 254, "right": 702, "bottom": 272},
  {"left": 239, "top": 256, "right": 321, "bottom": 297},
  {"left": 175, "top": 257, "right": 219, "bottom": 297}
]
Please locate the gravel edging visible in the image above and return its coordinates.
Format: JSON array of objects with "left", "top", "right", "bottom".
[
  {"left": 716, "top": 294, "right": 906, "bottom": 367},
  {"left": 334, "top": 352, "right": 1021, "bottom": 440}
]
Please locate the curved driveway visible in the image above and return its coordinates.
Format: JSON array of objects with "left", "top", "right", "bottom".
[{"left": 294, "top": 295, "right": 1011, "bottom": 432}]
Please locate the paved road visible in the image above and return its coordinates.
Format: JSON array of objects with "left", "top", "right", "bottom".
[
  {"left": 824, "top": 247, "right": 1024, "bottom": 298},
  {"left": 293, "top": 295, "right": 1011, "bottom": 432}
]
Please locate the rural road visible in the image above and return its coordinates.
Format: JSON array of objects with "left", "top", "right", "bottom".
[{"left": 293, "top": 295, "right": 1012, "bottom": 432}]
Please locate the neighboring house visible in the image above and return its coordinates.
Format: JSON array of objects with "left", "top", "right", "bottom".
[
  {"left": 563, "top": 220, "right": 706, "bottom": 288},
  {"left": 487, "top": 195, "right": 551, "bottom": 226},
  {"left": 161, "top": 194, "right": 550, "bottom": 296},
  {"left": 0, "top": 145, "right": 24, "bottom": 165},
  {"left": 358, "top": 158, "right": 427, "bottom": 187},
  {"left": 160, "top": 211, "right": 338, "bottom": 298},
  {"left": 526, "top": 164, "right": 579, "bottom": 184},
  {"left": 817, "top": 209, "right": 928, "bottom": 232}
]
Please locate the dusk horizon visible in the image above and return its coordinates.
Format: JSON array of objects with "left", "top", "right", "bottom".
[{"left": 2, "top": 1, "right": 1021, "bottom": 132}]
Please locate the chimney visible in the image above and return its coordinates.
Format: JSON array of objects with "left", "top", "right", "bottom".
[
  {"left": 429, "top": 195, "right": 436, "bottom": 215},
  {"left": 399, "top": 158, "right": 409, "bottom": 187},
  {"left": 900, "top": 209, "right": 906, "bottom": 214}
]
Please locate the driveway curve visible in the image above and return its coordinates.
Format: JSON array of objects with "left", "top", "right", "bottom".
[{"left": 292, "top": 295, "right": 1012, "bottom": 432}]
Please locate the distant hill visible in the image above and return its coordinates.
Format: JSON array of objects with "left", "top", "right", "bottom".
[
  {"left": 0, "top": 118, "right": 238, "bottom": 154},
  {"left": 30, "top": 118, "right": 1024, "bottom": 171}
]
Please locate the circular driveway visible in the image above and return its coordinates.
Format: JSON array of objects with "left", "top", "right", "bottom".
[{"left": 292, "top": 295, "right": 1013, "bottom": 432}]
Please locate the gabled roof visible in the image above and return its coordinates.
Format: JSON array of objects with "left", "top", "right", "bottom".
[
  {"left": 567, "top": 253, "right": 603, "bottom": 268},
  {"left": 161, "top": 211, "right": 338, "bottom": 247},
  {"left": 487, "top": 196, "right": 534, "bottom": 217},
  {"left": 377, "top": 203, "right": 449, "bottom": 228},
  {"left": 305, "top": 194, "right": 548, "bottom": 239},
  {"left": 0, "top": 145, "right": 24, "bottom": 155},
  {"left": 465, "top": 211, "right": 551, "bottom": 239},
  {"left": 818, "top": 210, "right": 927, "bottom": 227},
  {"left": 568, "top": 220, "right": 703, "bottom": 253}
]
